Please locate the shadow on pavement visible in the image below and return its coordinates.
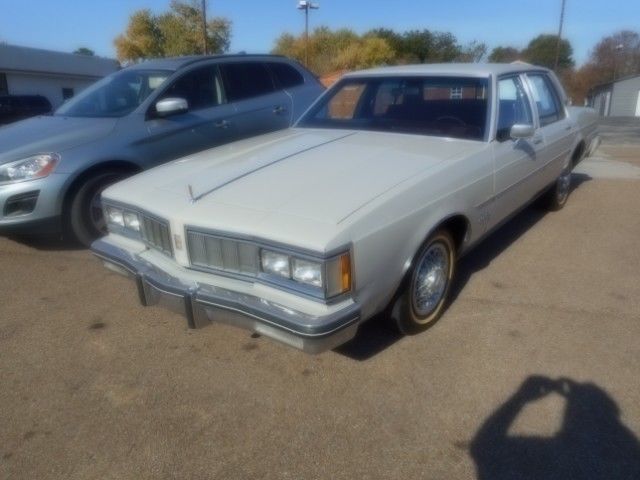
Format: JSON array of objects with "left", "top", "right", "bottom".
[
  {"left": 470, "top": 375, "right": 640, "bottom": 480},
  {"left": 336, "top": 173, "right": 591, "bottom": 361}
]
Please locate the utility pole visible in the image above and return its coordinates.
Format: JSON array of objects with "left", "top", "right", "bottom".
[
  {"left": 202, "top": 0, "right": 208, "bottom": 55},
  {"left": 613, "top": 44, "right": 624, "bottom": 80},
  {"left": 297, "top": 1, "right": 319, "bottom": 66},
  {"left": 553, "top": 0, "right": 566, "bottom": 70}
]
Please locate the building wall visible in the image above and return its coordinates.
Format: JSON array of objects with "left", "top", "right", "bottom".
[
  {"left": 5, "top": 72, "right": 99, "bottom": 109},
  {"left": 610, "top": 76, "right": 640, "bottom": 117}
]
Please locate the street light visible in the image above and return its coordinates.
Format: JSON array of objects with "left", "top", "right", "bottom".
[{"left": 298, "top": 0, "right": 319, "bottom": 66}]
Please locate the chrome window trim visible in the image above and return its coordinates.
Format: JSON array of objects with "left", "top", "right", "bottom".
[{"left": 184, "top": 226, "right": 353, "bottom": 305}]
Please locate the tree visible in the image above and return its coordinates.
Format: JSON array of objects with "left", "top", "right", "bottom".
[
  {"left": 488, "top": 46, "right": 520, "bottom": 63},
  {"left": 522, "top": 34, "right": 574, "bottom": 70},
  {"left": 562, "top": 30, "right": 640, "bottom": 104},
  {"left": 114, "top": 0, "right": 231, "bottom": 62},
  {"left": 400, "top": 30, "right": 434, "bottom": 63},
  {"left": 333, "top": 37, "right": 395, "bottom": 70},
  {"left": 589, "top": 30, "right": 640, "bottom": 81},
  {"left": 458, "top": 41, "right": 488, "bottom": 63},
  {"left": 430, "top": 32, "right": 462, "bottom": 62},
  {"left": 114, "top": 10, "right": 164, "bottom": 62},
  {"left": 73, "top": 47, "right": 95, "bottom": 56},
  {"left": 364, "top": 28, "right": 403, "bottom": 55}
]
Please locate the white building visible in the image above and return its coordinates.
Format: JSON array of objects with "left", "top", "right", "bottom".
[
  {"left": 0, "top": 44, "right": 120, "bottom": 108},
  {"left": 589, "top": 74, "right": 640, "bottom": 117}
]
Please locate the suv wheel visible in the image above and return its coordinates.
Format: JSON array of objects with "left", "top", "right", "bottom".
[{"left": 67, "top": 170, "right": 130, "bottom": 246}]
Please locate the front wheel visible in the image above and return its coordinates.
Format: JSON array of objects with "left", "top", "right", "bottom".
[
  {"left": 66, "top": 170, "right": 131, "bottom": 246},
  {"left": 393, "top": 230, "right": 456, "bottom": 335}
]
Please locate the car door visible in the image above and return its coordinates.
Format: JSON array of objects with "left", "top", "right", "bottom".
[
  {"left": 525, "top": 73, "right": 575, "bottom": 191},
  {"left": 219, "top": 61, "right": 292, "bottom": 139},
  {"left": 490, "top": 74, "right": 545, "bottom": 228},
  {"left": 142, "top": 63, "right": 238, "bottom": 165}
]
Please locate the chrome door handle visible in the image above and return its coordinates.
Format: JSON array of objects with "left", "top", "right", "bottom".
[
  {"left": 214, "top": 120, "right": 230, "bottom": 129},
  {"left": 273, "top": 105, "right": 287, "bottom": 115}
]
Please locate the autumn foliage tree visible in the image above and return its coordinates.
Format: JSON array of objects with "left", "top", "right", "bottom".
[
  {"left": 114, "top": 0, "right": 231, "bottom": 63},
  {"left": 273, "top": 27, "right": 486, "bottom": 75}
]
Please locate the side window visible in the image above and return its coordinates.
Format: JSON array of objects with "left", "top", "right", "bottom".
[
  {"left": 160, "top": 65, "right": 223, "bottom": 111},
  {"left": 221, "top": 62, "right": 276, "bottom": 101},
  {"left": 325, "top": 82, "right": 367, "bottom": 119},
  {"left": 497, "top": 76, "right": 533, "bottom": 141},
  {"left": 527, "top": 74, "right": 563, "bottom": 126},
  {"left": 268, "top": 62, "right": 304, "bottom": 89}
]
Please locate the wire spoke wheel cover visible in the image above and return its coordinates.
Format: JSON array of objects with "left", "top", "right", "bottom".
[{"left": 411, "top": 242, "right": 451, "bottom": 319}]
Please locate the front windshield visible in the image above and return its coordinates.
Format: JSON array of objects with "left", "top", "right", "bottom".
[
  {"left": 298, "top": 76, "right": 489, "bottom": 141},
  {"left": 56, "top": 69, "right": 171, "bottom": 118}
]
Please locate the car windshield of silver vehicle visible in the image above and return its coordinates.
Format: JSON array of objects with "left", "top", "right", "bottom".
[
  {"left": 298, "top": 76, "right": 489, "bottom": 141},
  {"left": 55, "top": 69, "right": 171, "bottom": 118}
]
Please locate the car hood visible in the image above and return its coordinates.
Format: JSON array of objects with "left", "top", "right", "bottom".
[
  {"left": 0, "top": 115, "right": 118, "bottom": 164},
  {"left": 107, "top": 128, "right": 483, "bottom": 231}
]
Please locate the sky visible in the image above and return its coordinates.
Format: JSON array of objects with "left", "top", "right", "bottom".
[{"left": 1, "top": 0, "right": 638, "bottom": 65}]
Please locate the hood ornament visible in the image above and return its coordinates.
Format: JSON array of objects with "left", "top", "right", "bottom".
[{"left": 187, "top": 184, "right": 196, "bottom": 204}]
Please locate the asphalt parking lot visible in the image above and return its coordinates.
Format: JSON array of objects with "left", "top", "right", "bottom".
[{"left": 2, "top": 138, "right": 640, "bottom": 479}]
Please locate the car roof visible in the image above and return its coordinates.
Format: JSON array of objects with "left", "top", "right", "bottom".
[
  {"left": 125, "top": 54, "right": 292, "bottom": 72},
  {"left": 344, "top": 62, "right": 551, "bottom": 78}
]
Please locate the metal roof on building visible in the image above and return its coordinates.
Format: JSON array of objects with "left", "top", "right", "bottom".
[{"left": 0, "top": 44, "right": 120, "bottom": 78}]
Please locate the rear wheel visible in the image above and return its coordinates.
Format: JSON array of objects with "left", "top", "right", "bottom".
[
  {"left": 66, "top": 170, "right": 131, "bottom": 246},
  {"left": 393, "top": 230, "right": 456, "bottom": 335},
  {"left": 540, "top": 162, "right": 572, "bottom": 211}
]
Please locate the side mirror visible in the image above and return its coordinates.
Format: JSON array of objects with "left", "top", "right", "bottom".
[
  {"left": 510, "top": 124, "right": 535, "bottom": 139},
  {"left": 155, "top": 97, "right": 188, "bottom": 117}
]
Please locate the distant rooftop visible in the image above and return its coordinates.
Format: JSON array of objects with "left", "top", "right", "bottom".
[{"left": 0, "top": 44, "right": 120, "bottom": 78}]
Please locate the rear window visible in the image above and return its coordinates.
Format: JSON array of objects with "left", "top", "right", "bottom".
[
  {"left": 299, "top": 76, "right": 489, "bottom": 141},
  {"left": 221, "top": 62, "right": 276, "bottom": 101},
  {"left": 268, "top": 62, "right": 304, "bottom": 89}
]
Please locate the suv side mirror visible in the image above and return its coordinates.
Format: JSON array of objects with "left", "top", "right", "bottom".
[
  {"left": 510, "top": 124, "right": 535, "bottom": 139},
  {"left": 155, "top": 97, "right": 188, "bottom": 117}
]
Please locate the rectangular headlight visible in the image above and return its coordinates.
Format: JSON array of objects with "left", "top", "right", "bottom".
[
  {"left": 106, "top": 206, "right": 124, "bottom": 226},
  {"left": 261, "top": 250, "right": 290, "bottom": 278},
  {"left": 292, "top": 258, "right": 322, "bottom": 288},
  {"left": 123, "top": 211, "right": 141, "bottom": 231}
]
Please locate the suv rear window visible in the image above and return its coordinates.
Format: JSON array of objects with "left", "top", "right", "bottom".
[
  {"left": 221, "top": 62, "right": 275, "bottom": 101},
  {"left": 268, "top": 62, "right": 304, "bottom": 89}
]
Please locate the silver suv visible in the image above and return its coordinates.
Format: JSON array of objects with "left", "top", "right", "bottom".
[{"left": 0, "top": 55, "right": 323, "bottom": 245}]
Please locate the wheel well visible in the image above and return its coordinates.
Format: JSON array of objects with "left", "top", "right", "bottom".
[
  {"left": 572, "top": 141, "right": 586, "bottom": 167},
  {"left": 438, "top": 215, "right": 470, "bottom": 253},
  {"left": 61, "top": 161, "right": 141, "bottom": 219}
]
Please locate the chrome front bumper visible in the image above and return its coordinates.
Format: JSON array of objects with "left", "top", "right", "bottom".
[{"left": 91, "top": 238, "right": 361, "bottom": 353}]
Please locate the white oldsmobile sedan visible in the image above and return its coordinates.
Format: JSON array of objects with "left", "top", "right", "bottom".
[{"left": 92, "top": 63, "right": 599, "bottom": 353}]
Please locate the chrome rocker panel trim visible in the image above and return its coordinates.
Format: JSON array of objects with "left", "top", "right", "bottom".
[{"left": 91, "top": 238, "right": 361, "bottom": 353}]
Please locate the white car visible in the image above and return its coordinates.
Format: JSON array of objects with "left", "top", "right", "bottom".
[{"left": 92, "top": 63, "right": 599, "bottom": 353}]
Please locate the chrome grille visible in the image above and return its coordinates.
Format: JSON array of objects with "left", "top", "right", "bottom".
[
  {"left": 187, "top": 230, "right": 259, "bottom": 275},
  {"left": 140, "top": 214, "right": 173, "bottom": 256}
]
